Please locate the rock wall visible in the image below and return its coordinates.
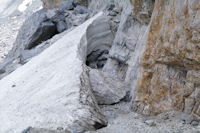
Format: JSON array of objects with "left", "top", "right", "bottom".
[{"left": 133, "top": 0, "right": 200, "bottom": 118}]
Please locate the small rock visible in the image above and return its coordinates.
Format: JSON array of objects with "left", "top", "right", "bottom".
[
  {"left": 113, "top": 8, "right": 120, "bottom": 14},
  {"left": 51, "top": 10, "right": 66, "bottom": 23},
  {"left": 109, "top": 11, "right": 117, "bottom": 16},
  {"left": 74, "top": 5, "right": 89, "bottom": 14},
  {"left": 12, "top": 84, "right": 16, "bottom": 87},
  {"left": 107, "top": 3, "right": 115, "bottom": 11},
  {"left": 21, "top": 126, "right": 32, "bottom": 133},
  {"left": 144, "top": 119, "right": 156, "bottom": 126},
  {"left": 113, "top": 19, "right": 120, "bottom": 23},
  {"left": 0, "top": 69, "right": 5, "bottom": 74},
  {"left": 57, "top": 127, "right": 64, "bottom": 130},
  {"left": 56, "top": 21, "right": 67, "bottom": 33},
  {"left": 180, "top": 113, "right": 194, "bottom": 124},
  {"left": 59, "top": 0, "right": 74, "bottom": 10},
  {"left": 97, "top": 60, "right": 107, "bottom": 69},
  {"left": 142, "top": 117, "right": 151, "bottom": 123},
  {"left": 191, "top": 121, "right": 199, "bottom": 126}
]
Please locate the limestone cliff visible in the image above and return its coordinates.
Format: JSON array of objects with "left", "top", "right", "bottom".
[{"left": 133, "top": 0, "right": 200, "bottom": 119}]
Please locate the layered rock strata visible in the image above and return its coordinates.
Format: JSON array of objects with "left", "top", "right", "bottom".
[{"left": 133, "top": 0, "right": 200, "bottom": 119}]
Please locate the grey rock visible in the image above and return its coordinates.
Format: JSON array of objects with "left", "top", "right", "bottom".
[
  {"left": 59, "top": 0, "right": 74, "bottom": 11},
  {"left": 107, "top": 3, "right": 115, "bottom": 11},
  {"left": 21, "top": 127, "right": 32, "bottom": 133},
  {"left": 85, "top": 15, "right": 115, "bottom": 69},
  {"left": 142, "top": 117, "right": 151, "bottom": 123},
  {"left": 144, "top": 119, "right": 155, "bottom": 126},
  {"left": 97, "top": 60, "right": 107, "bottom": 69},
  {"left": 191, "top": 121, "right": 199, "bottom": 126},
  {"left": 87, "top": 49, "right": 106, "bottom": 63},
  {"left": 26, "top": 20, "right": 57, "bottom": 49},
  {"left": 89, "top": 69, "right": 129, "bottom": 105},
  {"left": 51, "top": 10, "right": 66, "bottom": 23},
  {"left": 86, "top": 15, "right": 114, "bottom": 56},
  {"left": 74, "top": 5, "right": 89, "bottom": 14},
  {"left": 0, "top": 8, "right": 58, "bottom": 79},
  {"left": 86, "top": 49, "right": 109, "bottom": 69},
  {"left": 56, "top": 21, "right": 67, "bottom": 33},
  {"left": 46, "top": 9, "right": 57, "bottom": 19},
  {"left": 109, "top": 11, "right": 117, "bottom": 16},
  {"left": 180, "top": 113, "right": 194, "bottom": 124}
]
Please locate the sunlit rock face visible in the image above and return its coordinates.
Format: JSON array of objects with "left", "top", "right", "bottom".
[{"left": 133, "top": 0, "right": 200, "bottom": 118}]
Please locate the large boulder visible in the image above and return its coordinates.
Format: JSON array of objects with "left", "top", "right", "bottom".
[
  {"left": 0, "top": 12, "right": 107, "bottom": 133},
  {"left": 89, "top": 69, "right": 129, "bottom": 105},
  {"left": 0, "top": 5, "right": 91, "bottom": 80},
  {"left": 133, "top": 0, "right": 200, "bottom": 118},
  {"left": 0, "top": 9, "right": 57, "bottom": 79}
]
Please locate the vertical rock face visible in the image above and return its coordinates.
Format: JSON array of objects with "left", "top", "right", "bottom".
[
  {"left": 85, "top": 0, "right": 155, "bottom": 105},
  {"left": 133, "top": 0, "right": 200, "bottom": 118}
]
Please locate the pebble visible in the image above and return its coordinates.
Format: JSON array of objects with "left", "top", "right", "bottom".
[{"left": 144, "top": 119, "right": 156, "bottom": 126}]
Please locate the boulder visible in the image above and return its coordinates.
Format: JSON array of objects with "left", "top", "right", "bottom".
[
  {"left": 58, "top": 0, "right": 74, "bottom": 10},
  {"left": 0, "top": 9, "right": 58, "bottom": 79},
  {"left": 56, "top": 21, "right": 68, "bottom": 33},
  {"left": 0, "top": 12, "right": 107, "bottom": 133},
  {"left": 85, "top": 15, "right": 114, "bottom": 69},
  {"left": 74, "top": 5, "right": 89, "bottom": 14},
  {"left": 89, "top": 69, "right": 129, "bottom": 105}
]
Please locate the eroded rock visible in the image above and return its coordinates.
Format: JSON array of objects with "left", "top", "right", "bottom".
[
  {"left": 133, "top": 0, "right": 200, "bottom": 118},
  {"left": 89, "top": 69, "right": 129, "bottom": 105},
  {"left": 85, "top": 15, "right": 114, "bottom": 69}
]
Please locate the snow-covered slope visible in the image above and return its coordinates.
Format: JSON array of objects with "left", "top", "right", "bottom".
[{"left": 0, "top": 12, "right": 107, "bottom": 133}]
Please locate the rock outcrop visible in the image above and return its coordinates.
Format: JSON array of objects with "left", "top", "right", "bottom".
[
  {"left": 133, "top": 0, "right": 200, "bottom": 118},
  {"left": 0, "top": 12, "right": 107, "bottom": 133},
  {"left": 89, "top": 69, "right": 128, "bottom": 105},
  {"left": 85, "top": 0, "right": 154, "bottom": 106}
]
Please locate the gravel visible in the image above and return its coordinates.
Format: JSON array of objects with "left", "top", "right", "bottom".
[
  {"left": 88, "top": 102, "right": 200, "bottom": 133},
  {"left": 0, "top": 16, "right": 24, "bottom": 62}
]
